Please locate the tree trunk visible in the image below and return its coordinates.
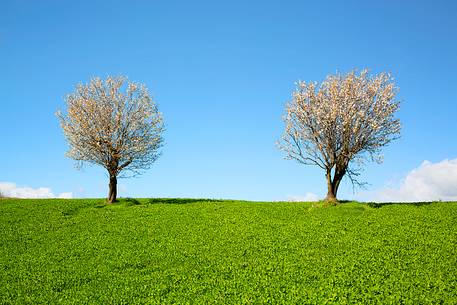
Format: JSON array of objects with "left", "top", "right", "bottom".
[
  {"left": 108, "top": 174, "right": 117, "bottom": 203},
  {"left": 325, "top": 185, "right": 338, "bottom": 202},
  {"left": 325, "top": 170, "right": 342, "bottom": 203},
  {"left": 325, "top": 170, "right": 336, "bottom": 201}
]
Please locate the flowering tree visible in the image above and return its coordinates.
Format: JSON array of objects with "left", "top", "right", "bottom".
[
  {"left": 278, "top": 70, "right": 401, "bottom": 202},
  {"left": 57, "top": 76, "right": 164, "bottom": 203}
]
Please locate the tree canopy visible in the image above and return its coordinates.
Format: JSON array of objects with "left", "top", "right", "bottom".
[
  {"left": 57, "top": 76, "right": 164, "bottom": 202},
  {"left": 278, "top": 70, "right": 401, "bottom": 201}
]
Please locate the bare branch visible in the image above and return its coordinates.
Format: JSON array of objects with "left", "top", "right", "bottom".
[
  {"left": 278, "top": 69, "right": 401, "bottom": 201},
  {"left": 57, "top": 76, "right": 164, "bottom": 201}
]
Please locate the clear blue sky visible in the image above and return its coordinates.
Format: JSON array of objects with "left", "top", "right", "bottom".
[{"left": 1, "top": 0, "right": 456, "bottom": 201}]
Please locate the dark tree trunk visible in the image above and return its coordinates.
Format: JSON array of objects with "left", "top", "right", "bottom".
[
  {"left": 325, "top": 170, "right": 336, "bottom": 201},
  {"left": 108, "top": 174, "right": 117, "bottom": 203},
  {"left": 324, "top": 168, "right": 344, "bottom": 203}
]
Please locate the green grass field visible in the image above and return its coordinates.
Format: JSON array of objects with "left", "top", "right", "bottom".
[{"left": 0, "top": 198, "right": 456, "bottom": 304}]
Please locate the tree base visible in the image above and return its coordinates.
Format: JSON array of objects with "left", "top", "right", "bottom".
[{"left": 324, "top": 196, "right": 339, "bottom": 205}]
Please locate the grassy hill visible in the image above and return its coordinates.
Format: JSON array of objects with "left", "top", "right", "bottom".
[{"left": 0, "top": 198, "right": 456, "bottom": 304}]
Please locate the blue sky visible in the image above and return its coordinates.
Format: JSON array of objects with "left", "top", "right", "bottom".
[{"left": 1, "top": 0, "right": 456, "bottom": 201}]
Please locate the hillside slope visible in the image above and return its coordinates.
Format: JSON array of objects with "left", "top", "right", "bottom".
[{"left": 0, "top": 199, "right": 456, "bottom": 304}]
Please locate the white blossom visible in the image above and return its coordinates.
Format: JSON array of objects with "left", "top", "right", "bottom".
[
  {"left": 57, "top": 76, "right": 164, "bottom": 202},
  {"left": 278, "top": 69, "right": 401, "bottom": 201}
]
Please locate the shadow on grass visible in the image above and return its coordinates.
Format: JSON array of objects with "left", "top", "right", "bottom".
[
  {"left": 146, "top": 198, "right": 223, "bottom": 205},
  {"left": 366, "top": 201, "right": 434, "bottom": 208},
  {"left": 100, "top": 198, "right": 223, "bottom": 206},
  {"left": 93, "top": 198, "right": 217, "bottom": 207},
  {"left": 124, "top": 198, "right": 142, "bottom": 206},
  {"left": 329, "top": 199, "right": 437, "bottom": 208},
  {"left": 338, "top": 200, "right": 354, "bottom": 204},
  {"left": 94, "top": 198, "right": 143, "bottom": 207}
]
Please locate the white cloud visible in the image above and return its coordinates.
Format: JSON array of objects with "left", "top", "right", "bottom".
[
  {"left": 0, "top": 182, "right": 73, "bottom": 199},
  {"left": 57, "top": 192, "right": 73, "bottom": 199},
  {"left": 287, "top": 192, "right": 319, "bottom": 202},
  {"left": 368, "top": 158, "right": 457, "bottom": 202}
]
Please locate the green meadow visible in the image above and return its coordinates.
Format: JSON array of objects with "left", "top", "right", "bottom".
[{"left": 0, "top": 198, "right": 456, "bottom": 304}]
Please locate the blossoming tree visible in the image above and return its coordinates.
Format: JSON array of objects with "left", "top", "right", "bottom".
[
  {"left": 278, "top": 70, "right": 401, "bottom": 202},
  {"left": 57, "top": 76, "right": 164, "bottom": 203}
]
